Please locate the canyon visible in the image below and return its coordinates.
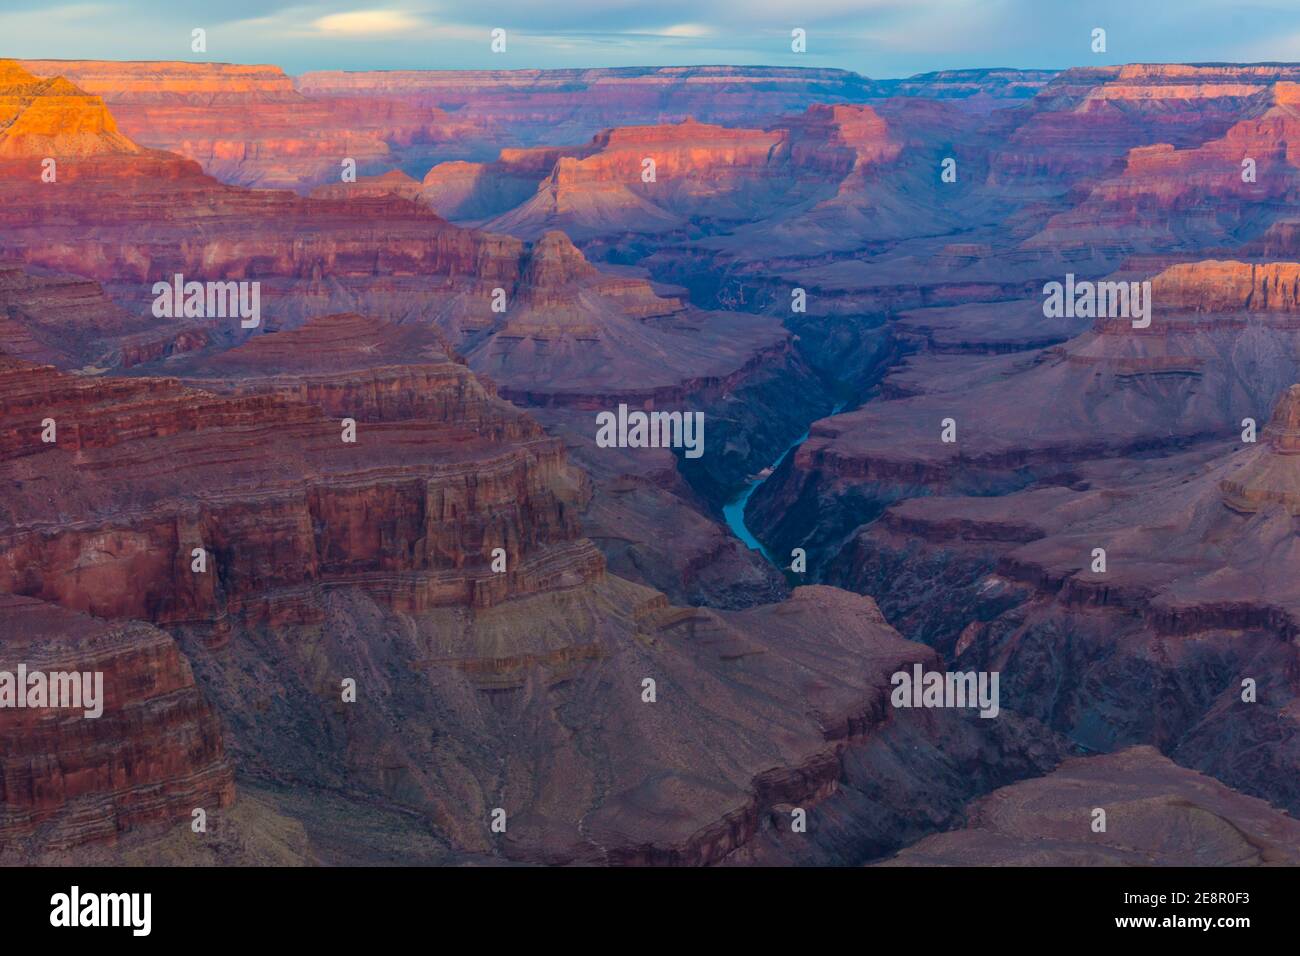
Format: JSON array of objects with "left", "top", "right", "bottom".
[{"left": 2, "top": 54, "right": 1299, "bottom": 867}]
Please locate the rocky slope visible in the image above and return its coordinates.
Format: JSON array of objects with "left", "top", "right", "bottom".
[{"left": 881, "top": 747, "right": 1300, "bottom": 866}]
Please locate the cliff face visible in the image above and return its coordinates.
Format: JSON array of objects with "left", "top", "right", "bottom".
[
  {"left": 0, "top": 593, "right": 233, "bottom": 855},
  {"left": 0, "top": 311, "right": 589, "bottom": 857},
  {"left": 0, "top": 335, "right": 594, "bottom": 634},
  {"left": 0, "top": 265, "right": 213, "bottom": 370},
  {"left": 481, "top": 119, "right": 787, "bottom": 239},
  {"left": 988, "top": 63, "right": 1276, "bottom": 192},
  {"left": 1151, "top": 259, "right": 1300, "bottom": 312},
  {"left": 0, "top": 151, "right": 523, "bottom": 291},
  {"left": 157, "top": 311, "right": 538, "bottom": 439},
  {"left": 18, "top": 61, "right": 298, "bottom": 100}
]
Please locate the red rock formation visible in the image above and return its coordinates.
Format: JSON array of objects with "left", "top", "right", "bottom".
[
  {"left": 0, "top": 147, "right": 521, "bottom": 291},
  {"left": 157, "top": 311, "right": 538, "bottom": 441},
  {"left": 431, "top": 107, "right": 911, "bottom": 245},
  {"left": 0, "top": 593, "right": 233, "bottom": 854},
  {"left": 0, "top": 62, "right": 531, "bottom": 341},
  {"left": 0, "top": 60, "right": 138, "bottom": 157},
  {"left": 0, "top": 349, "right": 597, "bottom": 633},
  {"left": 752, "top": 257, "right": 1300, "bottom": 532},
  {"left": 476, "top": 118, "right": 783, "bottom": 238},
  {"left": 17, "top": 62, "right": 887, "bottom": 189},
  {"left": 16, "top": 60, "right": 446, "bottom": 189},
  {"left": 1152, "top": 259, "right": 1300, "bottom": 313},
  {"left": 19, "top": 60, "right": 297, "bottom": 100},
  {"left": 989, "top": 63, "right": 1276, "bottom": 193}
]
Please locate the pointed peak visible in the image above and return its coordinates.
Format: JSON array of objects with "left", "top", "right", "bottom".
[
  {"left": 1220, "top": 383, "right": 1300, "bottom": 514},
  {"left": 1265, "top": 384, "right": 1300, "bottom": 453},
  {"left": 39, "top": 75, "right": 92, "bottom": 97},
  {"left": 520, "top": 230, "right": 596, "bottom": 287}
]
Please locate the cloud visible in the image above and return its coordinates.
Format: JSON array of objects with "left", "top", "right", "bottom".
[
  {"left": 658, "top": 23, "right": 712, "bottom": 38},
  {"left": 311, "top": 9, "right": 425, "bottom": 35}
]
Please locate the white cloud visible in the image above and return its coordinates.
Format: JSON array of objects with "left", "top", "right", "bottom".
[
  {"left": 312, "top": 9, "right": 425, "bottom": 35},
  {"left": 659, "top": 23, "right": 712, "bottom": 38}
]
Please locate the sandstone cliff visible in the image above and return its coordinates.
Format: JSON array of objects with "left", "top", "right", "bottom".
[{"left": 0, "top": 593, "right": 233, "bottom": 855}]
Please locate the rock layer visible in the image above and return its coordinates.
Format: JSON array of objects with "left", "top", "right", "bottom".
[{"left": 0, "top": 593, "right": 233, "bottom": 854}]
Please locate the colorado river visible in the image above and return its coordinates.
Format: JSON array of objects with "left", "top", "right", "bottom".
[{"left": 722, "top": 402, "right": 844, "bottom": 566}]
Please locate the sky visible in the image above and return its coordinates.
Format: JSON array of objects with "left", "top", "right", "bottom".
[{"left": 3, "top": 0, "right": 1300, "bottom": 77}]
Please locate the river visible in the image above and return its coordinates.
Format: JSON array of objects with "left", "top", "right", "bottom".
[{"left": 722, "top": 402, "right": 844, "bottom": 567}]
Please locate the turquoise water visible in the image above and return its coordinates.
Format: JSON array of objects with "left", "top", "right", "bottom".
[
  {"left": 721, "top": 472, "right": 779, "bottom": 563},
  {"left": 722, "top": 403, "right": 844, "bottom": 567}
]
